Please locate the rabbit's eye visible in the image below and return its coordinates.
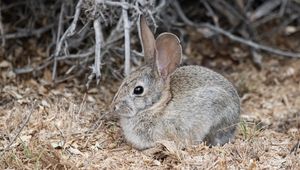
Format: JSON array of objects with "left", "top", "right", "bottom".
[{"left": 133, "top": 86, "right": 144, "bottom": 95}]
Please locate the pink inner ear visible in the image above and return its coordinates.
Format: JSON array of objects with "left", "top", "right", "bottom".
[
  {"left": 155, "top": 33, "right": 182, "bottom": 79},
  {"left": 157, "top": 64, "right": 169, "bottom": 79}
]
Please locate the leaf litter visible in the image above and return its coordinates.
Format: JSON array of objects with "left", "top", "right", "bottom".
[{"left": 0, "top": 57, "right": 299, "bottom": 169}]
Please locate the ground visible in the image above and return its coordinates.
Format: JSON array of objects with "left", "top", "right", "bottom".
[{"left": 0, "top": 51, "right": 300, "bottom": 169}]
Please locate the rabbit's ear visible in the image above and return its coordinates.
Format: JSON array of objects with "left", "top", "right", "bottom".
[
  {"left": 139, "top": 15, "right": 156, "bottom": 64},
  {"left": 155, "top": 33, "right": 182, "bottom": 80}
]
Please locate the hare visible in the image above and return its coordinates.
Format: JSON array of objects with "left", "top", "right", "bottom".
[{"left": 110, "top": 16, "right": 240, "bottom": 150}]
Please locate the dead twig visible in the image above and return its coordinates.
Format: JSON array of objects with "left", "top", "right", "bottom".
[
  {"left": 0, "top": 24, "right": 54, "bottom": 40},
  {"left": 202, "top": 23, "right": 300, "bottom": 58},
  {"left": 83, "top": 121, "right": 103, "bottom": 148},
  {"left": 57, "top": 47, "right": 95, "bottom": 61},
  {"left": 86, "top": 18, "right": 103, "bottom": 88},
  {"left": 96, "top": 0, "right": 139, "bottom": 11},
  {"left": 93, "top": 18, "right": 103, "bottom": 85},
  {"left": 235, "top": 1, "right": 263, "bottom": 68},
  {"left": 201, "top": 1, "right": 220, "bottom": 31},
  {"left": 290, "top": 140, "right": 300, "bottom": 155},
  {"left": 122, "top": 0, "right": 131, "bottom": 76},
  {"left": 250, "top": 0, "right": 282, "bottom": 21},
  {"left": 56, "top": 3, "right": 65, "bottom": 55},
  {"left": 89, "top": 112, "right": 112, "bottom": 133},
  {"left": 0, "top": 6, "right": 5, "bottom": 46},
  {"left": 173, "top": 0, "right": 300, "bottom": 59},
  {"left": 52, "top": 0, "right": 83, "bottom": 81},
  {"left": 208, "top": 0, "right": 243, "bottom": 27},
  {"left": 14, "top": 58, "right": 53, "bottom": 74},
  {"left": 52, "top": 2, "right": 66, "bottom": 82},
  {"left": 0, "top": 101, "right": 36, "bottom": 157}
]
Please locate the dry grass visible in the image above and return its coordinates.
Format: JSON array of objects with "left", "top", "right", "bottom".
[{"left": 1, "top": 57, "right": 300, "bottom": 169}]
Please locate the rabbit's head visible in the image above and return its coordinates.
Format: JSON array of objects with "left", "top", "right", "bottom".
[{"left": 111, "top": 16, "right": 182, "bottom": 118}]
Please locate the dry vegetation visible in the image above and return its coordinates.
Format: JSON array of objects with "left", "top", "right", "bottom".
[
  {"left": 1, "top": 57, "right": 300, "bottom": 169},
  {"left": 1, "top": 0, "right": 300, "bottom": 169}
]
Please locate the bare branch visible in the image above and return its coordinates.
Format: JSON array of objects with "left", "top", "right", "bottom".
[
  {"left": 85, "top": 16, "right": 104, "bottom": 89},
  {"left": 173, "top": 0, "right": 300, "bottom": 59},
  {"left": 57, "top": 47, "right": 95, "bottom": 61},
  {"left": 250, "top": 0, "right": 282, "bottom": 21},
  {"left": 0, "top": 6, "right": 5, "bottom": 46},
  {"left": 52, "top": 2, "right": 65, "bottom": 82},
  {"left": 56, "top": 3, "right": 65, "bottom": 49},
  {"left": 122, "top": 0, "right": 131, "bottom": 76},
  {"left": 202, "top": 23, "right": 300, "bottom": 58},
  {"left": 53, "top": 0, "right": 83, "bottom": 81},
  {"left": 93, "top": 18, "right": 103, "bottom": 85},
  {"left": 96, "top": 0, "right": 139, "bottom": 11},
  {"left": 0, "top": 24, "right": 54, "bottom": 40},
  {"left": 14, "top": 59, "right": 53, "bottom": 74}
]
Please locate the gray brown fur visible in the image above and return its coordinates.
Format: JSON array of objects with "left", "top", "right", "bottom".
[{"left": 110, "top": 16, "right": 240, "bottom": 150}]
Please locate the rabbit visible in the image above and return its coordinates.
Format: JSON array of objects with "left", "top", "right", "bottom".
[{"left": 110, "top": 16, "right": 240, "bottom": 150}]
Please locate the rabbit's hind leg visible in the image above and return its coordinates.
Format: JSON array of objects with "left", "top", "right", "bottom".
[
  {"left": 204, "top": 126, "right": 236, "bottom": 146},
  {"left": 215, "top": 126, "right": 237, "bottom": 146}
]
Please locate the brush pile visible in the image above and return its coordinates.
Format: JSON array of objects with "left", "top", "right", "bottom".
[{"left": 1, "top": 0, "right": 300, "bottom": 86}]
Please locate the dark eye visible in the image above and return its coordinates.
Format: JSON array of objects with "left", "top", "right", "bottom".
[{"left": 133, "top": 86, "right": 144, "bottom": 95}]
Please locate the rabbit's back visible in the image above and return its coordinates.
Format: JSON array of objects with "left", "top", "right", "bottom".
[
  {"left": 170, "top": 65, "right": 239, "bottom": 104},
  {"left": 163, "top": 65, "right": 240, "bottom": 145}
]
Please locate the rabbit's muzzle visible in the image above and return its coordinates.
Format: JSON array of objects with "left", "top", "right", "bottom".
[{"left": 111, "top": 100, "right": 136, "bottom": 118}]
